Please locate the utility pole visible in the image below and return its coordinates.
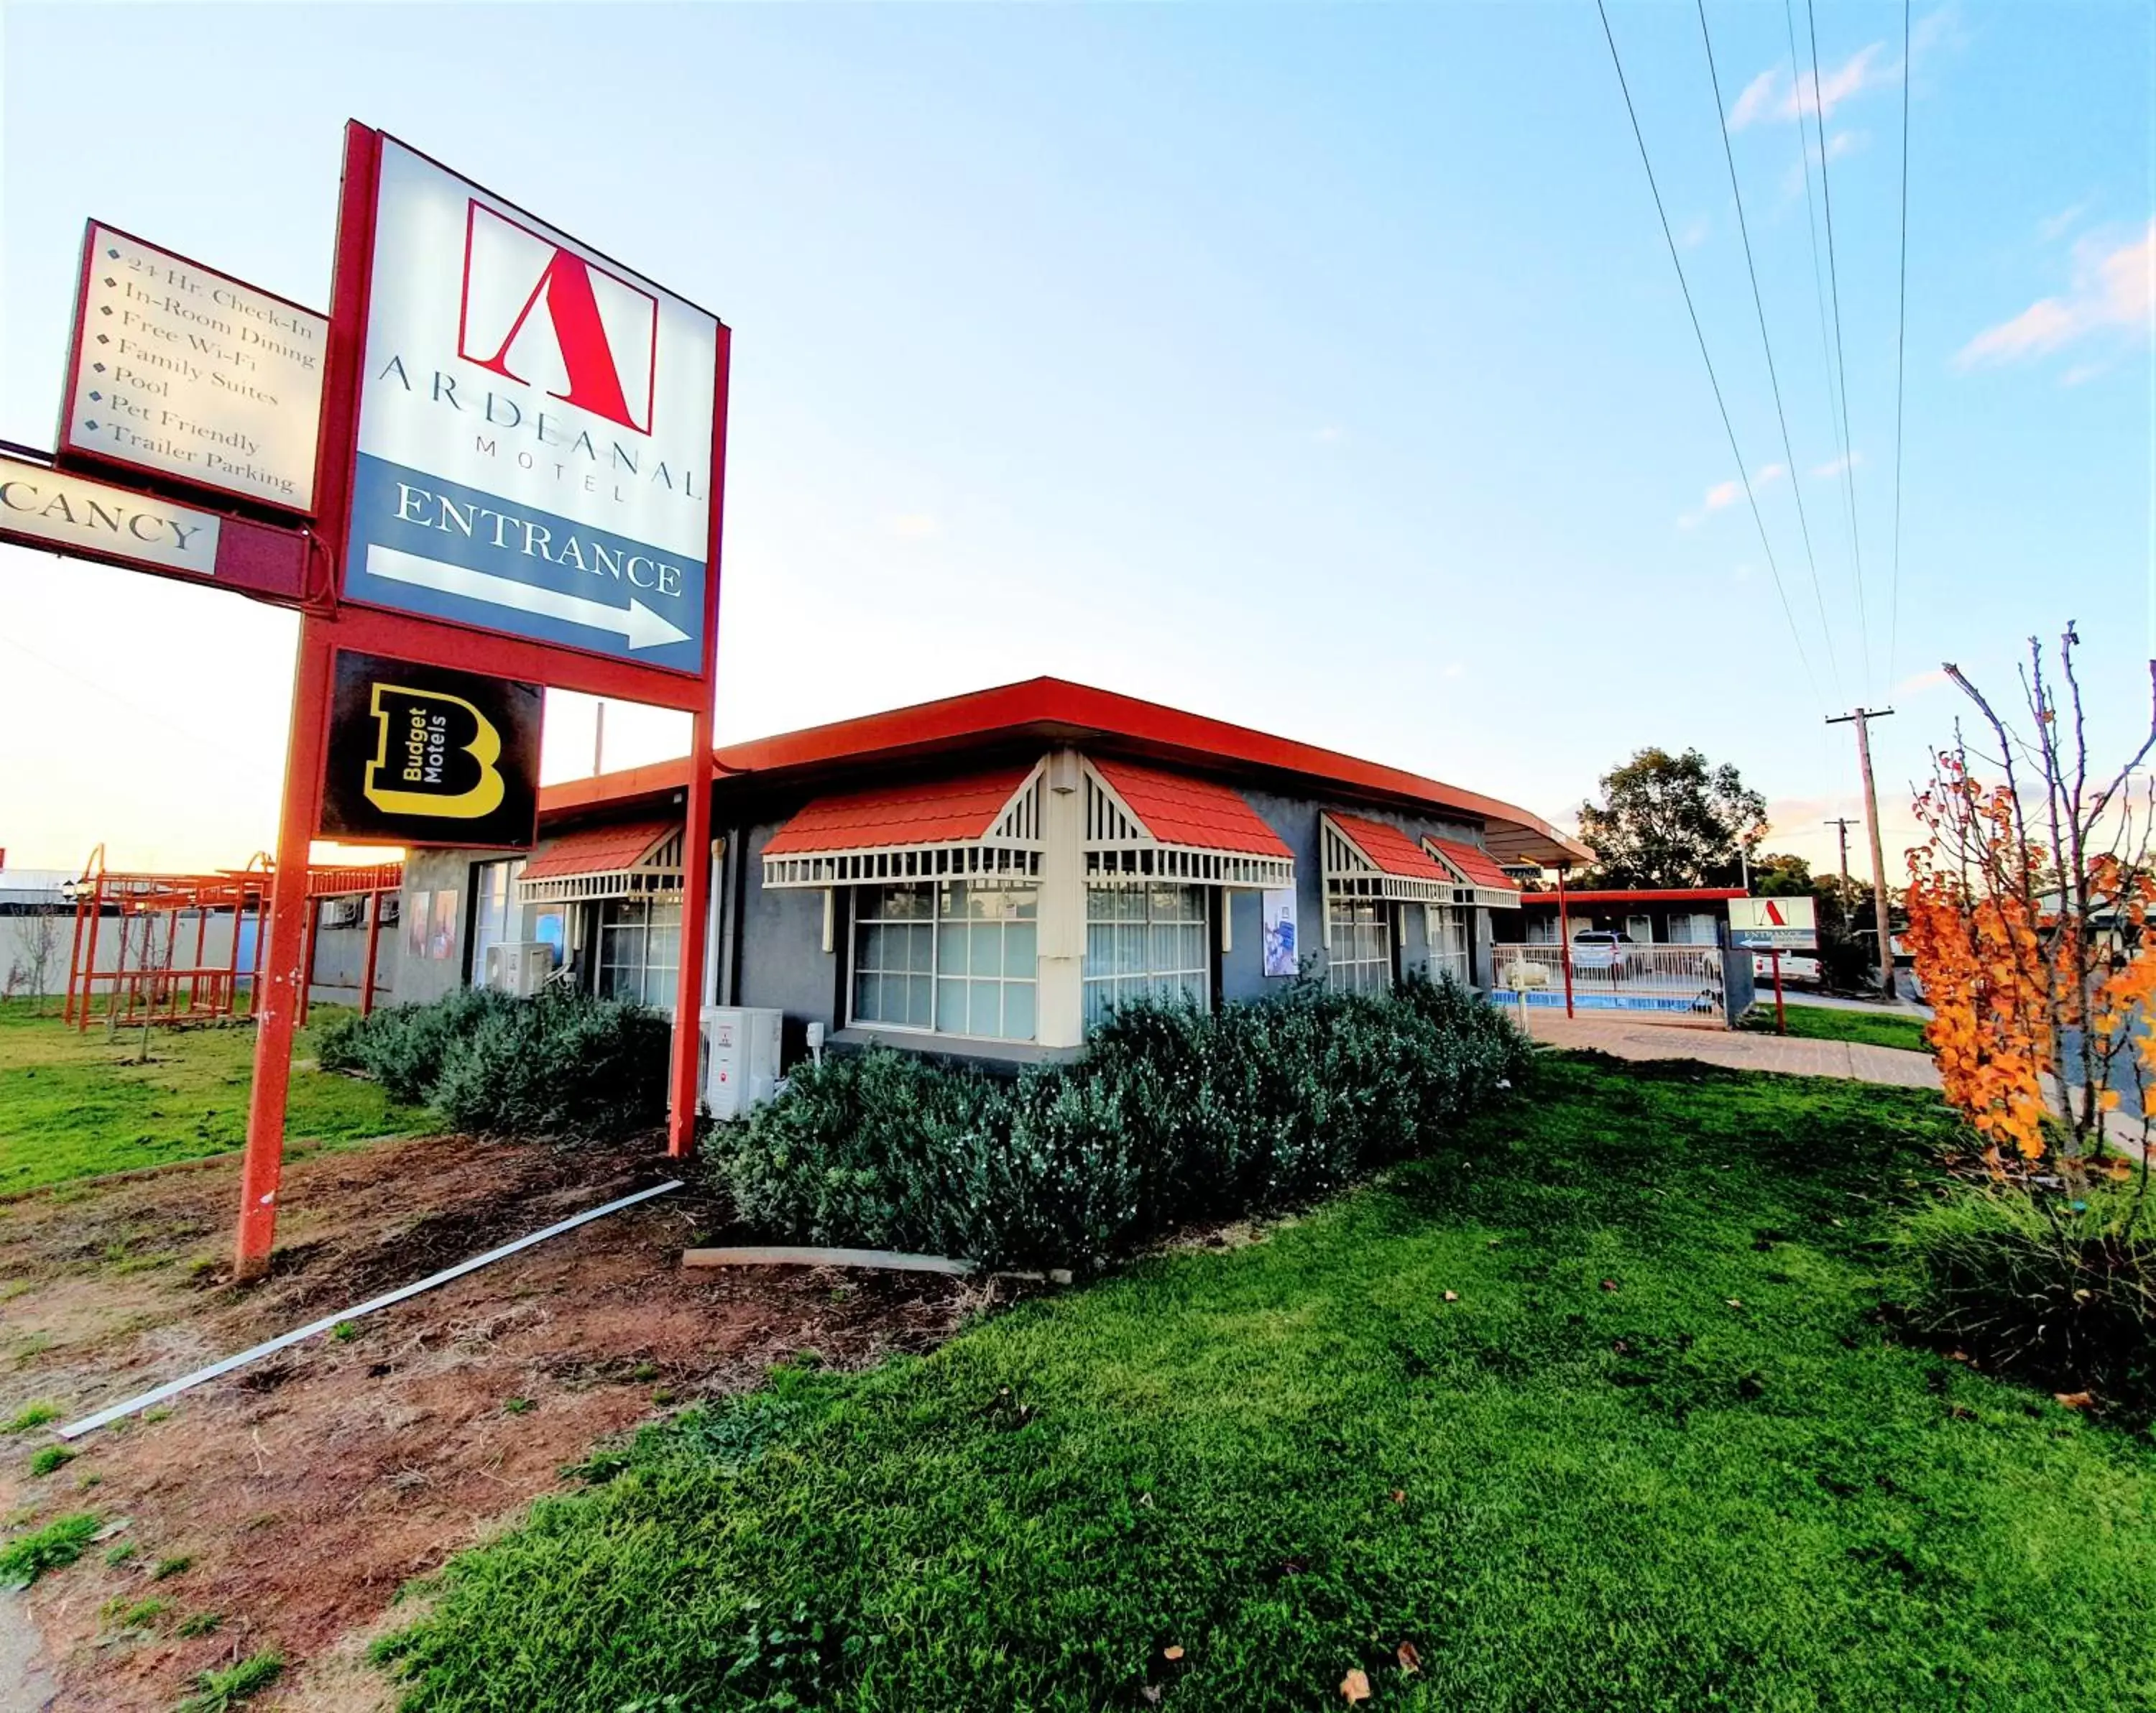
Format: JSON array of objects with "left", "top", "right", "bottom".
[
  {"left": 1823, "top": 815, "right": 1858, "bottom": 922},
  {"left": 1826, "top": 709, "right": 1897, "bottom": 1000},
  {"left": 593, "top": 699, "right": 607, "bottom": 777}
]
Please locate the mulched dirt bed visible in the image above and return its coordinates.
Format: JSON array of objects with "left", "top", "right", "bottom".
[{"left": 0, "top": 1132, "right": 981, "bottom": 1712}]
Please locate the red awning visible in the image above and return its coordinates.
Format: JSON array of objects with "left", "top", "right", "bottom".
[
  {"left": 522, "top": 819, "right": 678, "bottom": 881},
  {"left": 1425, "top": 836, "right": 1523, "bottom": 908},
  {"left": 1328, "top": 813, "right": 1452, "bottom": 885},
  {"left": 763, "top": 767, "right": 1036, "bottom": 856},
  {"left": 1088, "top": 759, "right": 1291, "bottom": 859}
]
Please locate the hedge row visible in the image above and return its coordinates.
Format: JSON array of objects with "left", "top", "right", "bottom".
[
  {"left": 705, "top": 978, "right": 1529, "bottom": 1273},
  {"left": 317, "top": 988, "right": 672, "bottom": 1140}
]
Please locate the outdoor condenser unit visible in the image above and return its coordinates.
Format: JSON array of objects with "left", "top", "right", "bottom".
[
  {"left": 484, "top": 941, "right": 555, "bottom": 998},
  {"left": 699, "top": 1005, "right": 783, "bottom": 1122}
]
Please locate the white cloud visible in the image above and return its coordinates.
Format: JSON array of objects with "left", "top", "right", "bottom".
[
  {"left": 1810, "top": 450, "right": 1864, "bottom": 480},
  {"left": 1313, "top": 425, "right": 1345, "bottom": 444},
  {"left": 1956, "top": 221, "right": 2155, "bottom": 370},
  {"left": 2037, "top": 201, "right": 2089, "bottom": 243},
  {"left": 1728, "top": 42, "right": 1892, "bottom": 131},
  {"left": 885, "top": 513, "right": 941, "bottom": 539},
  {"left": 1677, "top": 214, "right": 1710, "bottom": 251},
  {"left": 1677, "top": 465, "right": 1784, "bottom": 530},
  {"left": 1893, "top": 666, "right": 1950, "bottom": 698}
]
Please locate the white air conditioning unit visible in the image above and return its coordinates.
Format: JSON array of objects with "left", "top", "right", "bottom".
[
  {"left": 700, "top": 1005, "right": 783, "bottom": 1122},
  {"left": 484, "top": 941, "right": 555, "bottom": 998}
]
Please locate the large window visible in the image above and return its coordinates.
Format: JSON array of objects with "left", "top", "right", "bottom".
[
  {"left": 1084, "top": 883, "right": 1208, "bottom": 1029},
  {"left": 1429, "top": 905, "right": 1470, "bottom": 988},
  {"left": 1327, "top": 897, "right": 1393, "bottom": 994},
  {"left": 469, "top": 859, "right": 524, "bottom": 988},
  {"left": 599, "top": 896, "right": 682, "bottom": 1009},
  {"left": 850, "top": 882, "right": 1038, "bottom": 1041}
]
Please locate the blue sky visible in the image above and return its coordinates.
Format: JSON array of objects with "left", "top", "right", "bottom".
[{"left": 1, "top": 1, "right": 2149, "bottom": 876}]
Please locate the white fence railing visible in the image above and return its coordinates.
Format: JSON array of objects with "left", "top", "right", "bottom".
[{"left": 1491, "top": 942, "right": 1728, "bottom": 1020}]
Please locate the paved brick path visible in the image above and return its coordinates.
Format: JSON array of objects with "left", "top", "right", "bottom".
[{"left": 1519, "top": 1011, "right": 1942, "bottom": 1091}]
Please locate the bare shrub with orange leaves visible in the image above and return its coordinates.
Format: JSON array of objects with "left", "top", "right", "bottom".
[{"left": 1904, "top": 625, "right": 2156, "bottom": 1181}]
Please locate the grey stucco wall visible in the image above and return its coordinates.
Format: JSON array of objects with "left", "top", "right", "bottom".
[
  {"left": 308, "top": 913, "right": 398, "bottom": 1005},
  {"left": 733, "top": 819, "right": 843, "bottom": 1028},
  {"left": 396, "top": 848, "right": 485, "bottom": 1006}
]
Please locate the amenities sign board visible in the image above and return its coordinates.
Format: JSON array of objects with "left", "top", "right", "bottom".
[
  {"left": 320, "top": 650, "right": 542, "bottom": 849},
  {"left": 62, "top": 223, "right": 327, "bottom": 514},
  {"left": 340, "top": 139, "right": 718, "bottom": 675},
  {"left": 1728, "top": 896, "right": 1818, "bottom": 950}
]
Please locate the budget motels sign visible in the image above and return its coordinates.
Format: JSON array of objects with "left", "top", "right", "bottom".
[{"left": 341, "top": 138, "right": 719, "bottom": 675}]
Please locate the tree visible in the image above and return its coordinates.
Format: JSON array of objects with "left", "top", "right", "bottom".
[
  {"left": 1902, "top": 624, "right": 2156, "bottom": 1176},
  {"left": 1577, "top": 748, "right": 1768, "bottom": 890}
]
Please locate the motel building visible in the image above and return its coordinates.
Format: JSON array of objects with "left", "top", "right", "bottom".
[{"left": 389, "top": 677, "right": 1587, "bottom": 1074}]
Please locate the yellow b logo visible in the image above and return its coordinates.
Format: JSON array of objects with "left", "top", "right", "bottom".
[{"left": 361, "top": 683, "right": 507, "bottom": 821}]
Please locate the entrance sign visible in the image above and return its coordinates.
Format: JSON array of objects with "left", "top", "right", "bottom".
[
  {"left": 61, "top": 223, "right": 327, "bottom": 514},
  {"left": 0, "top": 455, "right": 219, "bottom": 575},
  {"left": 320, "top": 651, "right": 541, "bottom": 849},
  {"left": 1728, "top": 896, "right": 1818, "bottom": 950},
  {"left": 340, "top": 139, "right": 717, "bottom": 675}
]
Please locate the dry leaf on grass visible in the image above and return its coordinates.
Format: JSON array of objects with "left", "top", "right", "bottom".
[
  {"left": 1442, "top": 1290, "right": 1459, "bottom": 1303},
  {"left": 1340, "top": 1667, "right": 1373, "bottom": 1703},
  {"left": 1599, "top": 1279, "right": 1619, "bottom": 1292},
  {"left": 2054, "top": 1390, "right": 2094, "bottom": 1410},
  {"left": 1397, "top": 1640, "right": 1422, "bottom": 1673},
  {"left": 1390, "top": 1489, "right": 1406, "bottom": 1505},
  {"left": 1163, "top": 1645, "right": 1185, "bottom": 1661}
]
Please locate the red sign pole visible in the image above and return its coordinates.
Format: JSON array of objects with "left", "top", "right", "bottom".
[
  {"left": 234, "top": 617, "right": 335, "bottom": 1278},
  {"left": 1556, "top": 863, "right": 1575, "bottom": 1020},
  {"left": 667, "top": 324, "right": 732, "bottom": 1158},
  {"left": 1772, "top": 948, "right": 1787, "bottom": 1035}
]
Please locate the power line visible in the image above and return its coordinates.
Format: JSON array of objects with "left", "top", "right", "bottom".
[
  {"left": 1887, "top": 0, "right": 1911, "bottom": 691},
  {"left": 1697, "top": 0, "right": 1841, "bottom": 703},
  {"left": 1594, "top": 0, "right": 1825, "bottom": 712},
  {"left": 1806, "top": 0, "right": 1872, "bottom": 698},
  {"left": 1784, "top": 0, "right": 1851, "bottom": 606}
]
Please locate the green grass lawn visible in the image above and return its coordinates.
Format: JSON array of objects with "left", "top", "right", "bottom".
[
  {"left": 1746, "top": 1001, "right": 1932, "bottom": 1054},
  {"left": 0, "top": 999, "right": 425, "bottom": 1193},
  {"left": 377, "top": 1057, "right": 2156, "bottom": 1713}
]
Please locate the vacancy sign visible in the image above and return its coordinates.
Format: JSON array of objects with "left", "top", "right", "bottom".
[
  {"left": 61, "top": 223, "right": 328, "bottom": 514},
  {"left": 340, "top": 139, "right": 717, "bottom": 675},
  {"left": 1728, "top": 896, "right": 1818, "bottom": 950}
]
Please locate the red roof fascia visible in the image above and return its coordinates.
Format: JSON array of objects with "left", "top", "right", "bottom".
[
  {"left": 522, "top": 820, "right": 676, "bottom": 881},
  {"left": 1089, "top": 758, "right": 1292, "bottom": 858},
  {"left": 761, "top": 765, "right": 1034, "bottom": 856},
  {"left": 1427, "top": 838, "right": 1516, "bottom": 893},
  {"left": 709, "top": 678, "right": 1588, "bottom": 862},
  {"left": 1330, "top": 813, "right": 1452, "bottom": 884},
  {"left": 538, "top": 757, "right": 696, "bottom": 816},
  {"left": 1517, "top": 887, "right": 1746, "bottom": 905}
]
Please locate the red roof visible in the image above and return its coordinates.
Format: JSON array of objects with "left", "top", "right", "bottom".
[
  {"left": 1517, "top": 887, "right": 1746, "bottom": 905},
  {"left": 522, "top": 820, "right": 674, "bottom": 881},
  {"left": 1329, "top": 813, "right": 1452, "bottom": 884},
  {"left": 1427, "top": 837, "right": 1518, "bottom": 894},
  {"left": 762, "top": 766, "right": 1033, "bottom": 856},
  {"left": 538, "top": 676, "right": 1588, "bottom": 867},
  {"left": 1090, "top": 758, "right": 1291, "bottom": 857}
]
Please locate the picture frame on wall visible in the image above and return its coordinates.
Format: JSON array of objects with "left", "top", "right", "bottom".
[
  {"left": 405, "top": 891, "right": 431, "bottom": 961},
  {"left": 1262, "top": 888, "right": 1298, "bottom": 978}
]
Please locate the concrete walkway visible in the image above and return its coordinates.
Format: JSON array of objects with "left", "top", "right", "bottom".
[{"left": 1523, "top": 1011, "right": 1942, "bottom": 1091}]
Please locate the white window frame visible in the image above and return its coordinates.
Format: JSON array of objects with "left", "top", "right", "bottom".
[
  {"left": 596, "top": 895, "right": 682, "bottom": 1010},
  {"left": 1427, "top": 903, "right": 1470, "bottom": 988},
  {"left": 1082, "top": 881, "right": 1210, "bottom": 1030},
  {"left": 469, "top": 858, "right": 525, "bottom": 989},
  {"left": 846, "top": 879, "right": 1040, "bottom": 1043},
  {"left": 1326, "top": 897, "right": 1395, "bottom": 994}
]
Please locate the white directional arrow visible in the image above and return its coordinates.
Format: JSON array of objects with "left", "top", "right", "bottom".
[{"left": 364, "top": 544, "right": 691, "bottom": 651}]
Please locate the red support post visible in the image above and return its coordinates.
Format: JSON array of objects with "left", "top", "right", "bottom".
[
  {"left": 297, "top": 896, "right": 318, "bottom": 1028},
  {"left": 224, "top": 889, "right": 244, "bottom": 1019},
  {"left": 359, "top": 887, "right": 384, "bottom": 1017},
  {"left": 77, "top": 874, "right": 106, "bottom": 1031},
  {"left": 64, "top": 887, "right": 89, "bottom": 1025},
  {"left": 248, "top": 882, "right": 268, "bottom": 1016},
  {"left": 191, "top": 898, "right": 208, "bottom": 1012},
  {"left": 1556, "top": 864, "right": 1575, "bottom": 1020},
  {"left": 1772, "top": 949, "right": 1786, "bottom": 1035},
  {"left": 234, "top": 619, "right": 336, "bottom": 1281}
]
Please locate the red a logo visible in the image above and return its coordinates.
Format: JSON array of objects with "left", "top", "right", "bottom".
[
  {"left": 1764, "top": 900, "right": 1787, "bottom": 926},
  {"left": 458, "top": 200, "right": 658, "bottom": 435}
]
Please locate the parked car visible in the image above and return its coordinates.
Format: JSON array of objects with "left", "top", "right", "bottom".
[
  {"left": 1753, "top": 952, "right": 1822, "bottom": 986},
  {"left": 1570, "top": 931, "right": 1633, "bottom": 973}
]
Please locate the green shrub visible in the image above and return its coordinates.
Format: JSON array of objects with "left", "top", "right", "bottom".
[
  {"left": 1899, "top": 1183, "right": 2156, "bottom": 1410},
  {"left": 315, "top": 987, "right": 521, "bottom": 1102},
  {"left": 431, "top": 991, "right": 671, "bottom": 1139},
  {"left": 706, "top": 978, "right": 1528, "bottom": 1273},
  {"left": 318, "top": 989, "right": 670, "bottom": 1139}
]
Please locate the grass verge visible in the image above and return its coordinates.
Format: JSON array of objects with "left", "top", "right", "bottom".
[
  {"left": 376, "top": 1055, "right": 2156, "bottom": 1712},
  {"left": 1745, "top": 1001, "right": 1932, "bottom": 1054},
  {"left": 0, "top": 999, "right": 424, "bottom": 1193}
]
